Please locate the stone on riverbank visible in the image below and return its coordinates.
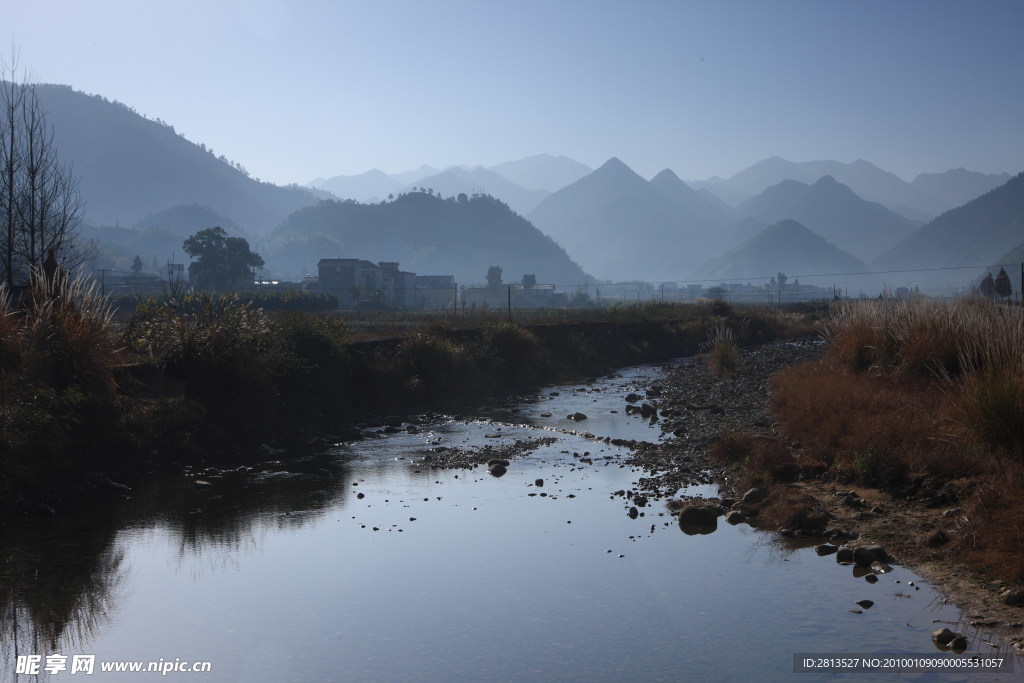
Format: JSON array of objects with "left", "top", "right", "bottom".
[
  {"left": 1001, "top": 588, "right": 1024, "bottom": 606},
  {"left": 742, "top": 487, "right": 767, "bottom": 504}
]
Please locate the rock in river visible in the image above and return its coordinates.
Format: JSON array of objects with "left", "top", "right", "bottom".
[
  {"left": 678, "top": 505, "right": 719, "bottom": 535},
  {"left": 567, "top": 412, "right": 588, "bottom": 421},
  {"left": 852, "top": 544, "right": 890, "bottom": 567}
]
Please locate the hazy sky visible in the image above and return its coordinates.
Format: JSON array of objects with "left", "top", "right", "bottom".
[{"left": 7, "top": 0, "right": 1023, "bottom": 186}]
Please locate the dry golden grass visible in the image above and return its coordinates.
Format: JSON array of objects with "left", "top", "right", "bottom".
[
  {"left": 771, "top": 296, "right": 1024, "bottom": 579},
  {"left": 824, "top": 297, "right": 1024, "bottom": 453},
  {"left": 769, "top": 362, "right": 971, "bottom": 479}
]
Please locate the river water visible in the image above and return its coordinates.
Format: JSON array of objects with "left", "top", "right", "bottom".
[{"left": 1, "top": 363, "right": 1021, "bottom": 682}]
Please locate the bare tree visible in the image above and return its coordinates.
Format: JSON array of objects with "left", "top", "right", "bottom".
[
  {"left": 0, "top": 57, "right": 87, "bottom": 289},
  {"left": 0, "top": 65, "right": 23, "bottom": 286}
]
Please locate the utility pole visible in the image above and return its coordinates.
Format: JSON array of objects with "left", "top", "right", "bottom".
[
  {"left": 507, "top": 284, "right": 512, "bottom": 321},
  {"left": 100, "top": 268, "right": 107, "bottom": 296}
]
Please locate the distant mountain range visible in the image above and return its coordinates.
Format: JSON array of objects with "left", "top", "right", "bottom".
[
  {"left": 736, "top": 175, "right": 919, "bottom": 262},
  {"left": 526, "top": 158, "right": 731, "bottom": 281},
  {"left": 28, "top": 80, "right": 1018, "bottom": 292},
  {"left": 398, "top": 166, "right": 550, "bottom": 215},
  {"left": 488, "top": 154, "right": 593, "bottom": 192},
  {"left": 309, "top": 154, "right": 593, "bottom": 210},
  {"left": 648, "top": 169, "right": 733, "bottom": 225},
  {"left": 692, "top": 157, "right": 1009, "bottom": 221},
  {"left": 312, "top": 170, "right": 402, "bottom": 205},
  {"left": 268, "top": 191, "right": 586, "bottom": 285},
  {"left": 911, "top": 168, "right": 1012, "bottom": 213},
  {"left": 32, "top": 84, "right": 319, "bottom": 233},
  {"left": 873, "top": 172, "right": 1024, "bottom": 284},
  {"left": 696, "top": 219, "right": 876, "bottom": 290}
]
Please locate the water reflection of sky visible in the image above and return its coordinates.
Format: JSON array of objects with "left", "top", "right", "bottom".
[{"left": 2, "top": 363, "right": 1021, "bottom": 682}]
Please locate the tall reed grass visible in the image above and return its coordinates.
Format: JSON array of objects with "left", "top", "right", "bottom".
[
  {"left": 824, "top": 296, "right": 1024, "bottom": 454},
  {"left": 704, "top": 324, "right": 739, "bottom": 376}
]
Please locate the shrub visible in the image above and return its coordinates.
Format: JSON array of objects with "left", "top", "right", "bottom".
[
  {"left": 709, "top": 431, "right": 799, "bottom": 486},
  {"left": 379, "top": 334, "right": 473, "bottom": 401},
  {"left": 478, "top": 322, "right": 543, "bottom": 388},
  {"left": 120, "top": 294, "right": 283, "bottom": 436},
  {"left": 271, "top": 312, "right": 352, "bottom": 419}
]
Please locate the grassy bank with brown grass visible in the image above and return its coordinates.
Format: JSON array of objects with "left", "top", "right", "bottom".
[{"left": 762, "top": 296, "right": 1024, "bottom": 581}]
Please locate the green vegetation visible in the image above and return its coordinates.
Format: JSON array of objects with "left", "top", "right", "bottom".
[
  {"left": 0, "top": 270, "right": 121, "bottom": 502},
  {"left": 182, "top": 226, "right": 264, "bottom": 291},
  {"left": 109, "top": 289, "right": 338, "bottom": 318}
]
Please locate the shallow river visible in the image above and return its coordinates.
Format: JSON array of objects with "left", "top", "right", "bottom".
[{"left": 2, "top": 363, "right": 1021, "bottom": 682}]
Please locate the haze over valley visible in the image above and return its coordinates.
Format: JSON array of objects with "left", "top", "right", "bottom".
[
  {"left": 36, "top": 80, "right": 1020, "bottom": 294},
  {"left": 7, "top": 0, "right": 1022, "bottom": 296}
]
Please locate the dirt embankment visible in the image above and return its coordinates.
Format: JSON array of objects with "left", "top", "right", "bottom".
[{"left": 626, "top": 339, "right": 1024, "bottom": 650}]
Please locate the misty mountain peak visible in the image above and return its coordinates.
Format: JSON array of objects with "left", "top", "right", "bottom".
[
  {"left": 651, "top": 168, "right": 683, "bottom": 183},
  {"left": 599, "top": 157, "right": 631, "bottom": 173}
]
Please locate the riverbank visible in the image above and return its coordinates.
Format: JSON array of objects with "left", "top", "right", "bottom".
[
  {"left": 0, "top": 297, "right": 822, "bottom": 516},
  {"left": 626, "top": 335, "right": 1024, "bottom": 652}
]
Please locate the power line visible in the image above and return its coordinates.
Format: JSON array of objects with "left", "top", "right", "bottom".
[{"left": 501, "top": 261, "right": 1020, "bottom": 290}]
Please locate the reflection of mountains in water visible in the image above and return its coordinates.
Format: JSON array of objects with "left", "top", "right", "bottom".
[{"left": 0, "top": 448, "right": 353, "bottom": 663}]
